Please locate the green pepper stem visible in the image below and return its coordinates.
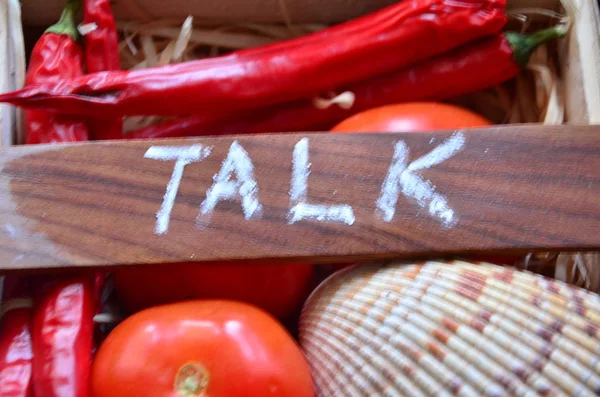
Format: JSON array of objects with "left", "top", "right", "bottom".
[
  {"left": 45, "top": 0, "right": 81, "bottom": 41},
  {"left": 506, "top": 25, "right": 568, "bottom": 68}
]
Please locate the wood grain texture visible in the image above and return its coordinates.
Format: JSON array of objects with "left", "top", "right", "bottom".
[{"left": 0, "top": 124, "right": 599, "bottom": 270}]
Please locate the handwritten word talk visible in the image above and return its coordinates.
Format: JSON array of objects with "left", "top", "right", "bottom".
[{"left": 144, "top": 132, "right": 465, "bottom": 235}]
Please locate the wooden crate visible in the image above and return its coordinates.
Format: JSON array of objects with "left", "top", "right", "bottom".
[{"left": 2, "top": 2, "right": 600, "bottom": 393}]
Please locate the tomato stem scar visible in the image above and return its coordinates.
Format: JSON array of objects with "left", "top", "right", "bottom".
[{"left": 174, "top": 362, "right": 209, "bottom": 397}]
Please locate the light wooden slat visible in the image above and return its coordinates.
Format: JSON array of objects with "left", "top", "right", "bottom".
[{"left": 0, "top": 124, "right": 598, "bottom": 270}]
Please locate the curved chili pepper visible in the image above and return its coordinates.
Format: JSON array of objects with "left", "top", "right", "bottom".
[
  {"left": 32, "top": 277, "right": 94, "bottom": 397},
  {"left": 128, "top": 27, "right": 566, "bottom": 139},
  {"left": 83, "top": 0, "right": 122, "bottom": 140},
  {"left": 0, "top": 0, "right": 507, "bottom": 117},
  {"left": 24, "top": 0, "right": 88, "bottom": 144},
  {"left": 0, "top": 277, "right": 33, "bottom": 397}
]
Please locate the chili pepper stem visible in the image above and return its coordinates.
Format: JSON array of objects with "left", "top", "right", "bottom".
[
  {"left": 506, "top": 25, "right": 568, "bottom": 68},
  {"left": 45, "top": 0, "right": 81, "bottom": 41}
]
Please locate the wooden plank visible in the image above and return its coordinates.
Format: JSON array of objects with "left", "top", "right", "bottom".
[{"left": 0, "top": 124, "right": 599, "bottom": 270}]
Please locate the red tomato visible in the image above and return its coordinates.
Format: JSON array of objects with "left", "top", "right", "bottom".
[
  {"left": 331, "top": 102, "right": 492, "bottom": 133},
  {"left": 114, "top": 262, "right": 315, "bottom": 319},
  {"left": 92, "top": 300, "right": 315, "bottom": 397}
]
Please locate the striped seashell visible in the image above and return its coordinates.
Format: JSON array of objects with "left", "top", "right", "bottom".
[{"left": 299, "top": 261, "right": 600, "bottom": 397}]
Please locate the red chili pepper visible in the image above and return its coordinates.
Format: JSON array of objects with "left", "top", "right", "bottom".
[
  {"left": 0, "top": 277, "right": 33, "bottom": 397},
  {"left": 128, "top": 28, "right": 566, "bottom": 139},
  {"left": 0, "top": 305, "right": 34, "bottom": 397},
  {"left": 83, "top": 0, "right": 122, "bottom": 140},
  {"left": 1, "top": 0, "right": 506, "bottom": 117},
  {"left": 32, "top": 277, "right": 94, "bottom": 397},
  {"left": 24, "top": 0, "right": 88, "bottom": 144}
]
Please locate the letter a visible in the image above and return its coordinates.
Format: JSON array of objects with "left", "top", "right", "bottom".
[{"left": 198, "top": 141, "right": 263, "bottom": 226}]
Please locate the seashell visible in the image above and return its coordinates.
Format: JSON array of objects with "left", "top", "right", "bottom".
[{"left": 299, "top": 261, "right": 600, "bottom": 397}]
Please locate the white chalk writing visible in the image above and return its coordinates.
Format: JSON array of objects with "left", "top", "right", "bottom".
[
  {"left": 376, "top": 131, "right": 465, "bottom": 227},
  {"left": 288, "top": 138, "right": 355, "bottom": 225},
  {"left": 198, "top": 141, "right": 263, "bottom": 226},
  {"left": 145, "top": 133, "right": 466, "bottom": 234},
  {"left": 145, "top": 145, "right": 212, "bottom": 235}
]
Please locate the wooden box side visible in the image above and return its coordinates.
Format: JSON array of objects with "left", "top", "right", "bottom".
[{"left": 560, "top": 0, "right": 600, "bottom": 123}]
